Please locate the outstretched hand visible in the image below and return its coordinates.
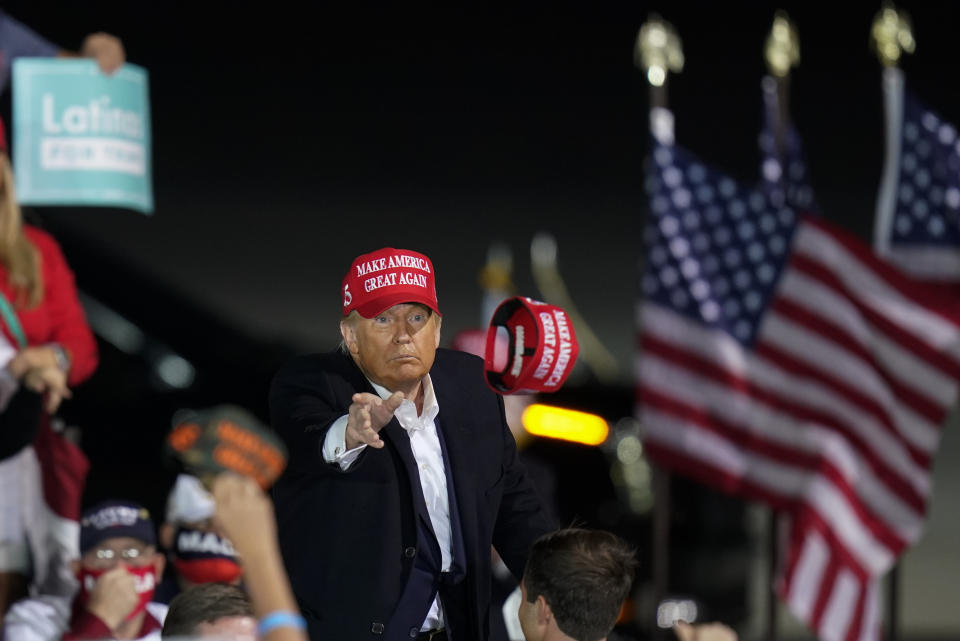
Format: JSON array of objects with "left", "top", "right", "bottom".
[{"left": 344, "top": 391, "right": 404, "bottom": 450}]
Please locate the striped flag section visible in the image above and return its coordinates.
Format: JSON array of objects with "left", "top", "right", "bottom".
[{"left": 639, "top": 119, "right": 960, "bottom": 641}]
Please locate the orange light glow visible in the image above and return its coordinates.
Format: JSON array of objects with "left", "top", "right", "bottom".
[{"left": 521, "top": 404, "right": 609, "bottom": 446}]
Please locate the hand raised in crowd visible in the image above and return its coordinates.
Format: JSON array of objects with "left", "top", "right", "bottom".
[
  {"left": 22, "top": 365, "right": 71, "bottom": 413},
  {"left": 344, "top": 391, "right": 404, "bottom": 450},
  {"left": 8, "top": 345, "right": 62, "bottom": 379},
  {"left": 674, "top": 621, "right": 739, "bottom": 641},
  {"left": 212, "top": 473, "right": 307, "bottom": 641},
  {"left": 212, "top": 473, "right": 276, "bottom": 559},
  {"left": 85, "top": 566, "right": 139, "bottom": 631},
  {"left": 80, "top": 32, "right": 125, "bottom": 73}
]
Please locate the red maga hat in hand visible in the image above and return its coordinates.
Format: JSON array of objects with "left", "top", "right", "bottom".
[
  {"left": 484, "top": 296, "right": 579, "bottom": 395},
  {"left": 342, "top": 247, "right": 440, "bottom": 318}
]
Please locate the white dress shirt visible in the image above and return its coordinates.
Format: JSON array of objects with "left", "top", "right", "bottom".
[{"left": 322, "top": 374, "right": 452, "bottom": 631}]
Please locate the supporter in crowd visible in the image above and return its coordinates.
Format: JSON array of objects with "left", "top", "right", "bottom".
[
  {"left": 3, "top": 500, "right": 167, "bottom": 641},
  {"left": 0, "top": 10, "right": 124, "bottom": 93},
  {"left": 160, "top": 583, "right": 255, "bottom": 640},
  {"left": 0, "top": 116, "right": 99, "bottom": 617},
  {"left": 154, "top": 475, "right": 242, "bottom": 604},
  {"left": 516, "top": 528, "right": 739, "bottom": 641},
  {"left": 517, "top": 528, "right": 637, "bottom": 641}
]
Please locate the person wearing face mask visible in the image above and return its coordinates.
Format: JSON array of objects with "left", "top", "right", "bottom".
[
  {"left": 2, "top": 501, "right": 167, "bottom": 641},
  {"left": 154, "top": 475, "right": 243, "bottom": 603}
]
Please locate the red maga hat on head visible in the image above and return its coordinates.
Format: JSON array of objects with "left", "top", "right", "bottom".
[
  {"left": 484, "top": 296, "right": 579, "bottom": 395},
  {"left": 342, "top": 247, "right": 440, "bottom": 318}
]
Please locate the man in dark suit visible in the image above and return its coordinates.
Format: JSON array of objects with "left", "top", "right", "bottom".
[{"left": 270, "top": 247, "right": 552, "bottom": 641}]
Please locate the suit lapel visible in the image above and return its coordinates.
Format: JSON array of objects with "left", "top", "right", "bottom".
[{"left": 432, "top": 373, "right": 479, "bottom": 561}]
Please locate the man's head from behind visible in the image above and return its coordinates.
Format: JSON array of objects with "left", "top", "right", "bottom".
[
  {"left": 519, "top": 528, "right": 637, "bottom": 641},
  {"left": 339, "top": 248, "right": 442, "bottom": 392},
  {"left": 161, "top": 583, "right": 255, "bottom": 640}
]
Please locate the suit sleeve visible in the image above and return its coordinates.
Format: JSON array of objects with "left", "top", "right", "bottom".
[
  {"left": 269, "top": 355, "right": 361, "bottom": 475},
  {"left": 37, "top": 234, "right": 98, "bottom": 385},
  {"left": 490, "top": 393, "right": 555, "bottom": 579}
]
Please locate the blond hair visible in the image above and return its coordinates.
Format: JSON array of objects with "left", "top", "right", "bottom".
[{"left": 0, "top": 153, "right": 42, "bottom": 307}]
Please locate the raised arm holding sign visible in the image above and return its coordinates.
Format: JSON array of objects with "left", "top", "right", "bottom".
[{"left": 0, "top": 10, "right": 125, "bottom": 94}]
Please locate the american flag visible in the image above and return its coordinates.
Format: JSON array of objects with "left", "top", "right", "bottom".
[
  {"left": 875, "top": 67, "right": 960, "bottom": 283},
  {"left": 638, "top": 110, "right": 960, "bottom": 641},
  {"left": 758, "top": 75, "right": 818, "bottom": 214}
]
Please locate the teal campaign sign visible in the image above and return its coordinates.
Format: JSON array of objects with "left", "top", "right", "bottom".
[{"left": 12, "top": 59, "right": 152, "bottom": 214}]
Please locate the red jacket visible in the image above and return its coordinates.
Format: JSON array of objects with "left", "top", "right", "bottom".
[{"left": 0, "top": 225, "right": 98, "bottom": 385}]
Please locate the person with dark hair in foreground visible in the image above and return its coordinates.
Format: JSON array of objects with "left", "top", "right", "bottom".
[
  {"left": 517, "top": 528, "right": 739, "bottom": 641},
  {"left": 518, "top": 528, "right": 636, "bottom": 641},
  {"left": 160, "top": 583, "right": 255, "bottom": 640}
]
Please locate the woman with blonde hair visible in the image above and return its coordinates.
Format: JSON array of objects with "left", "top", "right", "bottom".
[{"left": 0, "top": 117, "right": 99, "bottom": 618}]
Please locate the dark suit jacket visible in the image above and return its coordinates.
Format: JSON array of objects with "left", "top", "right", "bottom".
[{"left": 270, "top": 348, "right": 552, "bottom": 641}]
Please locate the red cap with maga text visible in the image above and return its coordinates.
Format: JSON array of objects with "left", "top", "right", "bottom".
[
  {"left": 342, "top": 248, "right": 440, "bottom": 318},
  {"left": 484, "top": 296, "right": 579, "bottom": 394}
]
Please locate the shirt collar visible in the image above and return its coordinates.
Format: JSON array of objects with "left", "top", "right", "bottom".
[{"left": 368, "top": 374, "right": 440, "bottom": 430}]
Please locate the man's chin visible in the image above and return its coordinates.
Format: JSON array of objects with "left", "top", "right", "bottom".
[{"left": 378, "top": 363, "right": 428, "bottom": 386}]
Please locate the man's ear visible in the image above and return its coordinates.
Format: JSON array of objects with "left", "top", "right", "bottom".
[
  {"left": 537, "top": 594, "right": 552, "bottom": 626},
  {"left": 340, "top": 320, "right": 357, "bottom": 354},
  {"left": 69, "top": 559, "right": 81, "bottom": 576},
  {"left": 433, "top": 314, "right": 442, "bottom": 349}
]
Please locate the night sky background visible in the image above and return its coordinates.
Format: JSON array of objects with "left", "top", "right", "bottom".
[
  {"left": 6, "top": 1, "right": 960, "bottom": 374},
  {"left": 3, "top": 2, "right": 960, "bottom": 636}
]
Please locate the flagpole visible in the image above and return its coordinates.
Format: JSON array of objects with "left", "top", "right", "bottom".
[
  {"left": 870, "top": 9, "right": 915, "bottom": 641},
  {"left": 871, "top": 4, "right": 914, "bottom": 258},
  {"left": 634, "top": 16, "right": 683, "bottom": 116},
  {"left": 763, "top": 11, "right": 799, "bottom": 166},
  {"left": 766, "top": 511, "right": 778, "bottom": 641},
  {"left": 635, "top": 17, "right": 682, "bottom": 639},
  {"left": 760, "top": 15, "right": 800, "bottom": 640}
]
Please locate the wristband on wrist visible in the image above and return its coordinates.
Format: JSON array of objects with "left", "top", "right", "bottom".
[
  {"left": 257, "top": 611, "right": 306, "bottom": 636},
  {"left": 48, "top": 343, "right": 70, "bottom": 372}
]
